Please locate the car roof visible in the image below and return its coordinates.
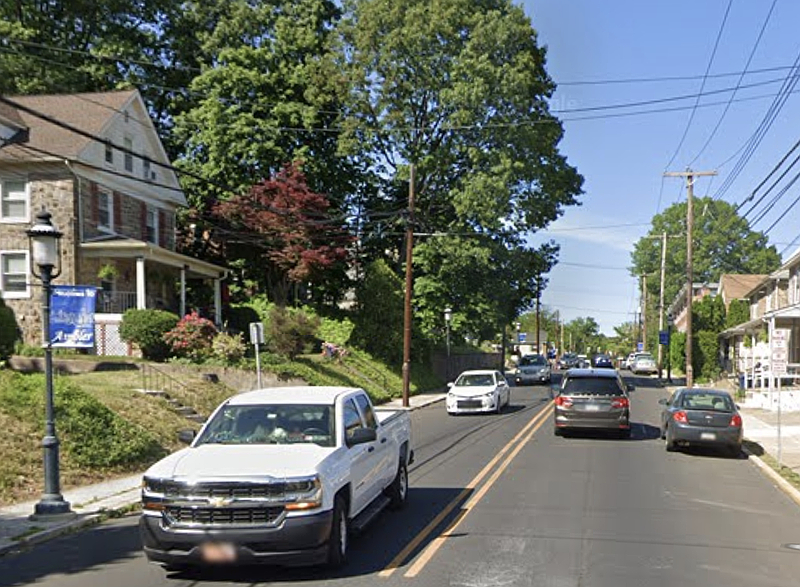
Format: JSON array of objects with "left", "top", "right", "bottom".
[
  {"left": 675, "top": 388, "right": 731, "bottom": 396},
  {"left": 229, "top": 386, "right": 360, "bottom": 405},
  {"left": 564, "top": 368, "right": 618, "bottom": 378},
  {"left": 457, "top": 369, "right": 498, "bottom": 376}
]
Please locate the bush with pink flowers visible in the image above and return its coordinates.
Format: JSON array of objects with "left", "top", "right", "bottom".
[{"left": 163, "top": 311, "right": 218, "bottom": 361}]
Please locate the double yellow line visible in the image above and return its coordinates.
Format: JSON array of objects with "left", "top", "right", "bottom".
[{"left": 379, "top": 400, "right": 553, "bottom": 578}]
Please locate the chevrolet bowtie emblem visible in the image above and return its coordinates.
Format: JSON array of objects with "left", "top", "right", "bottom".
[{"left": 209, "top": 497, "right": 232, "bottom": 508}]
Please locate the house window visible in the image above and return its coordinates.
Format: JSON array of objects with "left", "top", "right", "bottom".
[
  {"left": 123, "top": 137, "right": 133, "bottom": 172},
  {"left": 0, "top": 251, "right": 29, "bottom": 298},
  {"left": 105, "top": 143, "right": 113, "bottom": 164},
  {"left": 1, "top": 179, "right": 28, "bottom": 221},
  {"left": 98, "top": 189, "right": 113, "bottom": 232},
  {"left": 146, "top": 206, "right": 158, "bottom": 244},
  {"left": 143, "top": 157, "right": 151, "bottom": 180}
]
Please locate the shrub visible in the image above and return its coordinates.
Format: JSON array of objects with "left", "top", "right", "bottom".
[
  {"left": 223, "top": 305, "right": 261, "bottom": 335},
  {"left": 212, "top": 331, "right": 247, "bottom": 364},
  {"left": 0, "top": 298, "right": 19, "bottom": 361},
  {"left": 318, "top": 317, "right": 354, "bottom": 347},
  {"left": 0, "top": 372, "right": 164, "bottom": 468},
  {"left": 267, "top": 307, "right": 319, "bottom": 359},
  {"left": 164, "top": 311, "right": 218, "bottom": 362},
  {"left": 119, "top": 309, "right": 179, "bottom": 361}
]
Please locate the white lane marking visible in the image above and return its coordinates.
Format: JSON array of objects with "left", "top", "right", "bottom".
[{"left": 690, "top": 498, "right": 776, "bottom": 516}]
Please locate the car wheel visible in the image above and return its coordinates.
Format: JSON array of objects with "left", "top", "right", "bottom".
[
  {"left": 660, "top": 426, "right": 666, "bottom": 440},
  {"left": 385, "top": 461, "right": 408, "bottom": 510},
  {"left": 665, "top": 427, "right": 677, "bottom": 452},
  {"left": 619, "top": 427, "right": 631, "bottom": 440},
  {"left": 554, "top": 426, "right": 563, "bottom": 437},
  {"left": 727, "top": 444, "right": 742, "bottom": 458},
  {"left": 326, "top": 496, "right": 348, "bottom": 568}
]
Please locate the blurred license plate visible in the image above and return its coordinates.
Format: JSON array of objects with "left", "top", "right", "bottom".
[
  {"left": 584, "top": 404, "right": 601, "bottom": 411},
  {"left": 700, "top": 432, "right": 716, "bottom": 441},
  {"left": 201, "top": 542, "right": 237, "bottom": 564}
]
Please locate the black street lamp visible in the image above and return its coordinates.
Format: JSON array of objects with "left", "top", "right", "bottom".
[
  {"left": 27, "top": 209, "right": 74, "bottom": 520},
  {"left": 444, "top": 307, "right": 452, "bottom": 357}
]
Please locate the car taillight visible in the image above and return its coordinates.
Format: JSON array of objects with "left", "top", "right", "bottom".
[
  {"left": 673, "top": 411, "right": 688, "bottom": 423},
  {"left": 611, "top": 397, "right": 629, "bottom": 409},
  {"left": 730, "top": 414, "right": 742, "bottom": 427},
  {"left": 555, "top": 396, "right": 573, "bottom": 407}
]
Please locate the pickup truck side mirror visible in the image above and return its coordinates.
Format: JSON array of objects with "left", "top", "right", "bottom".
[
  {"left": 657, "top": 398, "right": 668, "bottom": 406},
  {"left": 178, "top": 429, "right": 196, "bottom": 444},
  {"left": 346, "top": 427, "right": 377, "bottom": 447}
]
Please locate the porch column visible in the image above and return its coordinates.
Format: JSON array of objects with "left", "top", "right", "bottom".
[
  {"left": 769, "top": 317, "right": 775, "bottom": 408},
  {"left": 180, "top": 265, "right": 187, "bottom": 318},
  {"left": 136, "top": 256, "right": 146, "bottom": 309},
  {"left": 751, "top": 334, "right": 756, "bottom": 389},
  {"left": 214, "top": 276, "right": 223, "bottom": 328}
]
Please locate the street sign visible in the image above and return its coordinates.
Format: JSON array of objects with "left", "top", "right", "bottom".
[
  {"left": 518, "top": 332, "right": 527, "bottom": 343},
  {"left": 772, "top": 328, "right": 790, "bottom": 376},
  {"left": 659, "top": 330, "right": 670, "bottom": 345},
  {"left": 637, "top": 341, "right": 644, "bottom": 351},
  {"left": 249, "top": 322, "right": 265, "bottom": 345}
]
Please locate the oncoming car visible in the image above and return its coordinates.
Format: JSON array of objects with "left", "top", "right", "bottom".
[
  {"left": 514, "top": 354, "right": 552, "bottom": 385},
  {"left": 446, "top": 370, "right": 511, "bottom": 415}
]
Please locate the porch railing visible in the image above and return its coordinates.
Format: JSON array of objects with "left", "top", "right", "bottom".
[{"left": 96, "top": 291, "right": 175, "bottom": 314}]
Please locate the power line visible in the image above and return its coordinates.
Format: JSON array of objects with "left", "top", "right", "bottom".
[
  {"left": 663, "top": 0, "right": 734, "bottom": 171},
  {"left": 556, "top": 63, "right": 799, "bottom": 86},
  {"left": 689, "top": 0, "right": 778, "bottom": 166}
]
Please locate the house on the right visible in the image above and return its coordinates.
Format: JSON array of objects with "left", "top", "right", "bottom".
[{"left": 720, "top": 255, "right": 800, "bottom": 410}]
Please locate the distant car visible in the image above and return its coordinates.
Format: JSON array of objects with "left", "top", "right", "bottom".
[
  {"left": 553, "top": 368, "right": 633, "bottom": 438},
  {"left": 576, "top": 354, "right": 590, "bottom": 368},
  {"left": 659, "top": 388, "right": 742, "bottom": 457},
  {"left": 557, "top": 353, "right": 579, "bottom": 370},
  {"left": 446, "top": 370, "right": 511, "bottom": 415},
  {"left": 515, "top": 354, "right": 552, "bottom": 385},
  {"left": 592, "top": 354, "right": 615, "bottom": 369},
  {"left": 631, "top": 353, "right": 657, "bottom": 375}
]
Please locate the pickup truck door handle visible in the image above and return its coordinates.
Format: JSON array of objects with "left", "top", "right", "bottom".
[
  {"left": 380, "top": 437, "right": 387, "bottom": 444},
  {"left": 367, "top": 446, "right": 375, "bottom": 453}
]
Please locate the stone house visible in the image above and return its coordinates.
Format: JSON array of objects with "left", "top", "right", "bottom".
[{"left": 0, "top": 90, "right": 226, "bottom": 355}]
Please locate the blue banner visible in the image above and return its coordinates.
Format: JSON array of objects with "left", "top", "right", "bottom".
[{"left": 50, "top": 286, "right": 97, "bottom": 348}]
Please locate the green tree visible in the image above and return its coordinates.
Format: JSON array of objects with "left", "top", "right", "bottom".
[
  {"left": 351, "top": 260, "right": 406, "bottom": 365},
  {"left": 725, "top": 299, "right": 750, "bottom": 328},
  {"left": 339, "top": 0, "right": 582, "bottom": 341},
  {"left": 563, "top": 317, "right": 602, "bottom": 355}
]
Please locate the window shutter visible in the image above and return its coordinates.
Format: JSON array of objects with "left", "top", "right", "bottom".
[
  {"left": 140, "top": 201, "right": 147, "bottom": 239},
  {"left": 114, "top": 192, "right": 123, "bottom": 233},
  {"left": 91, "top": 182, "right": 99, "bottom": 223},
  {"left": 159, "top": 209, "right": 167, "bottom": 248}
]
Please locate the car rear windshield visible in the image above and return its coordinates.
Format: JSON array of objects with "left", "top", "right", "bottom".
[
  {"left": 562, "top": 376, "right": 623, "bottom": 396},
  {"left": 680, "top": 393, "right": 734, "bottom": 412}
]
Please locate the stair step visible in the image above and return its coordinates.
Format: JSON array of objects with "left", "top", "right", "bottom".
[
  {"left": 185, "top": 414, "right": 207, "bottom": 423},
  {"left": 175, "top": 406, "right": 197, "bottom": 416}
]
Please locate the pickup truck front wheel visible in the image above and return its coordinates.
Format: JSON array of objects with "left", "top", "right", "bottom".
[
  {"left": 326, "top": 496, "right": 348, "bottom": 568},
  {"left": 386, "top": 462, "right": 408, "bottom": 510}
]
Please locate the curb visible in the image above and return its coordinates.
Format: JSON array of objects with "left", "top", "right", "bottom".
[{"left": 743, "top": 444, "right": 800, "bottom": 509}]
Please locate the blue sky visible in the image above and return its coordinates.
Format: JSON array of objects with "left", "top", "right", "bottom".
[{"left": 520, "top": 0, "right": 800, "bottom": 334}]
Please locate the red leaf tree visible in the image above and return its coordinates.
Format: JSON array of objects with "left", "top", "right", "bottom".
[{"left": 213, "top": 163, "right": 351, "bottom": 305}]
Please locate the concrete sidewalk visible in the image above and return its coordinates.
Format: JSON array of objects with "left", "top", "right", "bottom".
[
  {"left": 740, "top": 408, "right": 800, "bottom": 473},
  {"left": 0, "top": 391, "right": 446, "bottom": 557}
]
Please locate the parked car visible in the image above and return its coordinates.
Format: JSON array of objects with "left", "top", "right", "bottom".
[
  {"left": 140, "top": 386, "right": 413, "bottom": 570},
  {"left": 631, "top": 353, "right": 657, "bottom": 375},
  {"left": 553, "top": 368, "right": 633, "bottom": 438},
  {"left": 591, "top": 354, "right": 615, "bottom": 369},
  {"left": 576, "top": 354, "right": 591, "bottom": 368},
  {"left": 446, "top": 370, "right": 511, "bottom": 415},
  {"left": 659, "top": 388, "right": 742, "bottom": 456},
  {"left": 514, "top": 354, "right": 552, "bottom": 385}
]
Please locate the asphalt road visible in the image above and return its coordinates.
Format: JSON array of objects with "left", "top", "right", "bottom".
[{"left": 3, "top": 374, "right": 800, "bottom": 587}]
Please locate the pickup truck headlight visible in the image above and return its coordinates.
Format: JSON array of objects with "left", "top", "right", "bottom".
[
  {"left": 141, "top": 476, "right": 168, "bottom": 512},
  {"left": 285, "top": 476, "right": 323, "bottom": 511}
]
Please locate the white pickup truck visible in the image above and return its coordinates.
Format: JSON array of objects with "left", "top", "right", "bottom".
[{"left": 140, "top": 386, "right": 413, "bottom": 570}]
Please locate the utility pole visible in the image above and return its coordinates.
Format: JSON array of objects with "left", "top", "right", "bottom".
[
  {"left": 401, "top": 164, "right": 416, "bottom": 407},
  {"left": 642, "top": 274, "right": 647, "bottom": 352},
  {"left": 535, "top": 276, "right": 541, "bottom": 355},
  {"left": 558, "top": 310, "right": 563, "bottom": 356},
  {"left": 665, "top": 169, "right": 717, "bottom": 388},
  {"left": 658, "top": 231, "right": 667, "bottom": 378}
]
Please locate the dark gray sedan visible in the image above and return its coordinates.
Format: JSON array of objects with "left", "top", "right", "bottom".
[
  {"left": 659, "top": 388, "right": 743, "bottom": 456},
  {"left": 553, "top": 369, "right": 633, "bottom": 438}
]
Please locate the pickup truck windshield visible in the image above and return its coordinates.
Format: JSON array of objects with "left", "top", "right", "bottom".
[{"left": 196, "top": 404, "right": 335, "bottom": 447}]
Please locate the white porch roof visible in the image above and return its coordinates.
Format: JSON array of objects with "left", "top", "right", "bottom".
[{"left": 80, "top": 238, "right": 227, "bottom": 279}]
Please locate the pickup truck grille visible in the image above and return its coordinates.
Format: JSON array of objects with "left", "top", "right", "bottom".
[
  {"left": 165, "top": 505, "right": 284, "bottom": 526},
  {"left": 162, "top": 481, "right": 286, "bottom": 499}
]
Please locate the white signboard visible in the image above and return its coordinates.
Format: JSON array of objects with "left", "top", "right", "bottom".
[{"left": 772, "top": 328, "right": 790, "bottom": 376}]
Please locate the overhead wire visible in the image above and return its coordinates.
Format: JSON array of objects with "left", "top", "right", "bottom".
[
  {"left": 662, "top": 0, "right": 734, "bottom": 171},
  {"left": 689, "top": 0, "right": 778, "bottom": 166}
]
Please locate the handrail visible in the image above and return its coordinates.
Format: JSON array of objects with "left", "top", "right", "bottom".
[{"left": 140, "top": 362, "right": 192, "bottom": 398}]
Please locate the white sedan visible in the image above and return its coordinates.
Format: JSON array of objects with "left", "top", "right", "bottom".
[{"left": 446, "top": 369, "right": 511, "bottom": 415}]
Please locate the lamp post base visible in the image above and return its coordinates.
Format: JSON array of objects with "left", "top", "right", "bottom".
[{"left": 30, "top": 496, "right": 75, "bottom": 521}]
